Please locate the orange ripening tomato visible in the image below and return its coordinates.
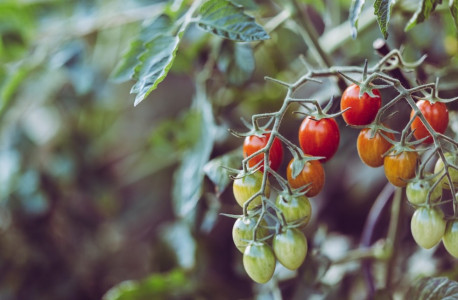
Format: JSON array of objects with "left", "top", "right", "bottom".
[
  {"left": 243, "top": 133, "right": 283, "bottom": 172},
  {"left": 410, "top": 100, "right": 448, "bottom": 144},
  {"left": 383, "top": 150, "right": 418, "bottom": 187},
  {"left": 357, "top": 128, "right": 395, "bottom": 167},
  {"left": 286, "top": 158, "right": 325, "bottom": 197}
]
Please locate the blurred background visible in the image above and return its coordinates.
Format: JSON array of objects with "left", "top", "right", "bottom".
[{"left": 0, "top": 0, "right": 457, "bottom": 299}]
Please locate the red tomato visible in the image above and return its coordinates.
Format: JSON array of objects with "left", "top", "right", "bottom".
[
  {"left": 286, "top": 158, "right": 325, "bottom": 197},
  {"left": 298, "top": 117, "right": 340, "bottom": 162},
  {"left": 410, "top": 100, "right": 449, "bottom": 144},
  {"left": 340, "top": 84, "right": 382, "bottom": 126},
  {"left": 243, "top": 133, "right": 283, "bottom": 172},
  {"left": 357, "top": 127, "right": 395, "bottom": 167}
]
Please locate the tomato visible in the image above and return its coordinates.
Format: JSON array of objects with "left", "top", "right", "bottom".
[
  {"left": 410, "top": 207, "right": 445, "bottom": 249},
  {"left": 340, "top": 84, "right": 382, "bottom": 126},
  {"left": 286, "top": 158, "right": 325, "bottom": 197},
  {"left": 443, "top": 220, "right": 458, "bottom": 258},
  {"left": 233, "top": 171, "right": 270, "bottom": 210},
  {"left": 357, "top": 127, "right": 395, "bottom": 167},
  {"left": 383, "top": 150, "right": 418, "bottom": 187},
  {"left": 298, "top": 117, "right": 340, "bottom": 162},
  {"left": 232, "top": 216, "right": 269, "bottom": 253},
  {"left": 243, "top": 133, "right": 283, "bottom": 172},
  {"left": 273, "top": 228, "right": 308, "bottom": 270},
  {"left": 243, "top": 241, "right": 276, "bottom": 283},
  {"left": 406, "top": 175, "right": 442, "bottom": 205},
  {"left": 410, "top": 100, "right": 449, "bottom": 144},
  {"left": 434, "top": 152, "right": 458, "bottom": 190},
  {"left": 275, "top": 193, "right": 312, "bottom": 226}
]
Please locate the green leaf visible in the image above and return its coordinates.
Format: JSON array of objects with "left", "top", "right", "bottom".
[
  {"left": 349, "top": 0, "right": 366, "bottom": 39},
  {"left": 451, "top": 0, "right": 458, "bottom": 29},
  {"left": 203, "top": 148, "right": 242, "bottom": 196},
  {"left": 374, "top": 0, "right": 394, "bottom": 39},
  {"left": 229, "top": 0, "right": 258, "bottom": 10},
  {"left": 405, "top": 0, "right": 443, "bottom": 31},
  {"left": 217, "top": 41, "right": 255, "bottom": 86},
  {"left": 197, "top": 0, "right": 270, "bottom": 42},
  {"left": 160, "top": 222, "right": 196, "bottom": 270},
  {"left": 406, "top": 277, "right": 458, "bottom": 299},
  {"left": 172, "top": 85, "right": 216, "bottom": 220}
]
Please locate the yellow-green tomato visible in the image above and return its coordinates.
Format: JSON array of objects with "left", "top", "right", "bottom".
[
  {"left": 232, "top": 216, "right": 269, "bottom": 253},
  {"left": 443, "top": 220, "right": 458, "bottom": 258},
  {"left": 243, "top": 242, "right": 276, "bottom": 284},
  {"left": 272, "top": 228, "right": 308, "bottom": 270},
  {"left": 411, "top": 207, "right": 446, "bottom": 249},
  {"left": 275, "top": 193, "right": 312, "bottom": 226},
  {"left": 434, "top": 152, "right": 458, "bottom": 190},
  {"left": 233, "top": 171, "right": 270, "bottom": 210},
  {"left": 406, "top": 177, "right": 442, "bottom": 205}
]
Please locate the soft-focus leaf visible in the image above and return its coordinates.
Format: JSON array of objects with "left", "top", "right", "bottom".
[
  {"left": 197, "top": 0, "right": 269, "bottom": 42},
  {"left": 405, "top": 0, "right": 442, "bottom": 31},
  {"left": 406, "top": 277, "right": 458, "bottom": 299},
  {"left": 451, "top": 0, "right": 458, "bottom": 29},
  {"left": 217, "top": 41, "right": 255, "bottom": 86},
  {"left": 229, "top": 0, "right": 258, "bottom": 9},
  {"left": 161, "top": 222, "right": 196, "bottom": 270},
  {"left": 102, "top": 269, "right": 189, "bottom": 300},
  {"left": 349, "top": 0, "right": 366, "bottom": 39},
  {"left": 203, "top": 148, "right": 242, "bottom": 195},
  {"left": 374, "top": 0, "right": 394, "bottom": 39},
  {"left": 172, "top": 85, "right": 216, "bottom": 220}
]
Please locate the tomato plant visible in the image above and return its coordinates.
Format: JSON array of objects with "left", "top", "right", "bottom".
[
  {"left": 232, "top": 216, "right": 269, "bottom": 253},
  {"left": 243, "top": 133, "right": 283, "bottom": 172},
  {"left": 340, "top": 84, "right": 382, "bottom": 126},
  {"left": 383, "top": 150, "right": 418, "bottom": 187},
  {"left": 286, "top": 158, "right": 325, "bottom": 197},
  {"left": 243, "top": 242, "right": 276, "bottom": 284},
  {"left": 357, "top": 127, "right": 395, "bottom": 167},
  {"left": 272, "top": 228, "right": 308, "bottom": 270},
  {"left": 275, "top": 193, "right": 312, "bottom": 226},
  {"left": 434, "top": 152, "right": 458, "bottom": 190},
  {"left": 298, "top": 116, "right": 340, "bottom": 162},
  {"left": 232, "top": 171, "right": 270, "bottom": 209},
  {"left": 443, "top": 219, "right": 458, "bottom": 258},
  {"left": 410, "top": 207, "right": 446, "bottom": 249},
  {"left": 406, "top": 175, "right": 442, "bottom": 205},
  {"left": 410, "top": 100, "right": 449, "bottom": 144}
]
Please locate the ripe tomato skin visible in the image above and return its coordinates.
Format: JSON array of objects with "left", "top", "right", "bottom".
[
  {"left": 443, "top": 220, "right": 458, "bottom": 258},
  {"left": 406, "top": 176, "right": 442, "bottom": 205},
  {"left": 243, "top": 242, "right": 276, "bottom": 284},
  {"left": 410, "top": 100, "right": 449, "bottom": 144},
  {"left": 275, "top": 193, "right": 312, "bottom": 226},
  {"left": 232, "top": 216, "right": 269, "bottom": 253},
  {"left": 273, "top": 228, "right": 308, "bottom": 270},
  {"left": 357, "top": 128, "right": 394, "bottom": 167},
  {"left": 340, "top": 84, "right": 382, "bottom": 126},
  {"left": 383, "top": 151, "right": 418, "bottom": 187},
  {"left": 243, "top": 133, "right": 283, "bottom": 172},
  {"left": 298, "top": 117, "right": 340, "bottom": 162},
  {"left": 410, "top": 207, "right": 446, "bottom": 249},
  {"left": 233, "top": 171, "right": 270, "bottom": 210},
  {"left": 434, "top": 152, "right": 458, "bottom": 190},
  {"left": 286, "top": 158, "right": 325, "bottom": 197}
]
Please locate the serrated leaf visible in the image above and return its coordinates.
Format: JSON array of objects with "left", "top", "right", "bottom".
[
  {"left": 374, "top": 0, "right": 394, "bottom": 39},
  {"left": 405, "top": 0, "right": 442, "bottom": 31},
  {"left": 349, "top": 0, "right": 366, "bottom": 39},
  {"left": 131, "top": 35, "right": 181, "bottom": 106},
  {"left": 451, "top": 0, "right": 458, "bottom": 29},
  {"left": 203, "top": 148, "right": 242, "bottom": 195},
  {"left": 197, "top": 0, "right": 269, "bottom": 42},
  {"left": 406, "top": 277, "right": 458, "bottom": 299},
  {"left": 217, "top": 41, "right": 255, "bottom": 86},
  {"left": 172, "top": 85, "right": 216, "bottom": 220}
]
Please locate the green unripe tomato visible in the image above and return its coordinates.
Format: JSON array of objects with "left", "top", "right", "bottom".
[
  {"left": 233, "top": 171, "right": 270, "bottom": 210},
  {"left": 275, "top": 193, "right": 312, "bottom": 226},
  {"left": 243, "top": 242, "right": 276, "bottom": 284},
  {"left": 406, "top": 176, "right": 442, "bottom": 205},
  {"left": 434, "top": 152, "right": 458, "bottom": 190},
  {"left": 411, "top": 207, "right": 446, "bottom": 249},
  {"left": 272, "top": 228, "right": 308, "bottom": 270},
  {"left": 443, "top": 220, "right": 458, "bottom": 258},
  {"left": 232, "top": 216, "right": 269, "bottom": 253}
]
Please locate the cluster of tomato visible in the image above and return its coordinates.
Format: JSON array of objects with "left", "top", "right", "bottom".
[{"left": 231, "top": 83, "right": 457, "bottom": 283}]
